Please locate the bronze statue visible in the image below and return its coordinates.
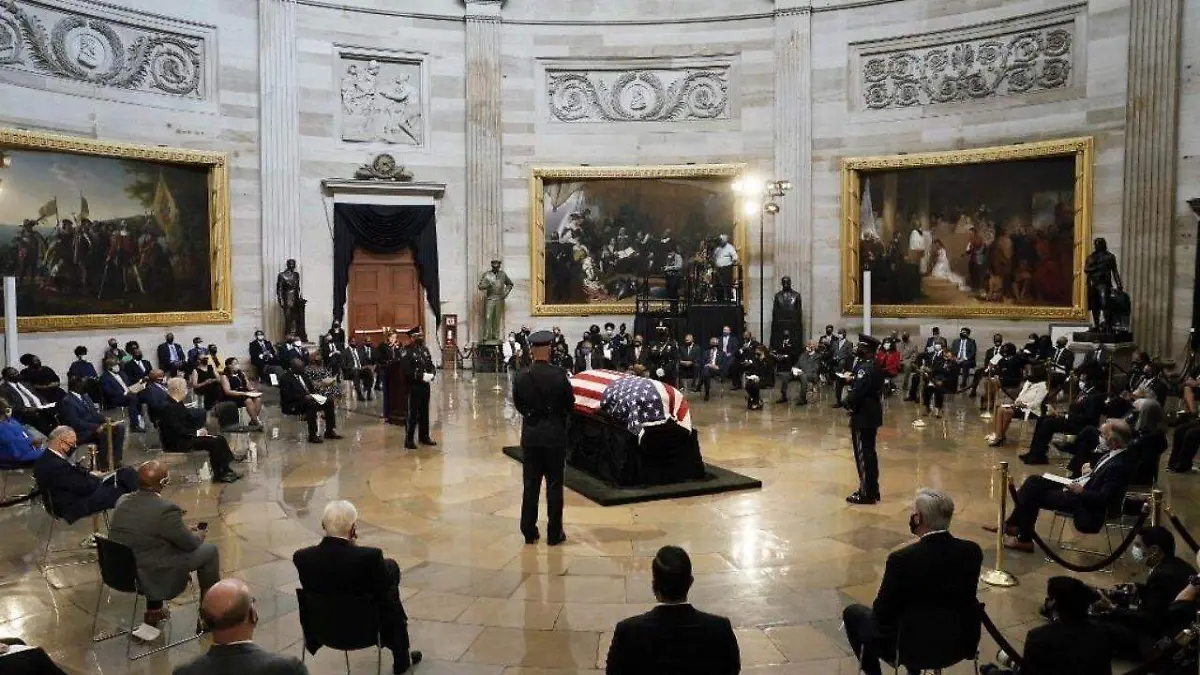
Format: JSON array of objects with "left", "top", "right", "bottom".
[
  {"left": 770, "top": 276, "right": 803, "bottom": 350},
  {"left": 477, "top": 259, "right": 513, "bottom": 344},
  {"left": 276, "top": 259, "right": 306, "bottom": 340},
  {"left": 1084, "top": 238, "right": 1123, "bottom": 332}
]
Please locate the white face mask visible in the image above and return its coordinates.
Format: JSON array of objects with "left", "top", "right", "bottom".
[
  {"left": 109, "top": 365, "right": 120, "bottom": 373},
  {"left": 1130, "top": 545, "right": 1145, "bottom": 563},
  {"left": 293, "top": 340, "right": 302, "bottom": 347}
]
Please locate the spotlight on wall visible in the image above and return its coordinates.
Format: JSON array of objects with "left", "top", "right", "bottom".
[
  {"left": 764, "top": 202, "right": 780, "bottom": 214},
  {"left": 742, "top": 201, "right": 760, "bottom": 216}
]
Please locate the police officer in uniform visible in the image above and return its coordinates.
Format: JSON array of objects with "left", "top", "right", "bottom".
[
  {"left": 649, "top": 324, "right": 679, "bottom": 387},
  {"left": 399, "top": 327, "right": 437, "bottom": 450},
  {"left": 844, "top": 335, "right": 884, "bottom": 505},
  {"left": 512, "top": 331, "right": 575, "bottom": 546}
]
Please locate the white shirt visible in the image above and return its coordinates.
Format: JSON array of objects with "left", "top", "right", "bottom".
[
  {"left": 712, "top": 243, "right": 739, "bottom": 268},
  {"left": 9, "top": 381, "right": 38, "bottom": 407},
  {"left": 105, "top": 371, "right": 129, "bottom": 395},
  {"left": 1013, "top": 381, "right": 1047, "bottom": 411},
  {"left": 957, "top": 339, "right": 968, "bottom": 360},
  {"left": 908, "top": 229, "right": 927, "bottom": 251},
  {"left": 1076, "top": 447, "right": 1124, "bottom": 487}
]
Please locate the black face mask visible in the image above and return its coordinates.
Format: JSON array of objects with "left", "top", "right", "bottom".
[{"left": 908, "top": 514, "right": 920, "bottom": 535}]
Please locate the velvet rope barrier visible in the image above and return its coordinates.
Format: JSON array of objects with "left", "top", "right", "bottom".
[
  {"left": 978, "top": 608, "right": 1025, "bottom": 669},
  {"left": 1167, "top": 505, "right": 1200, "bottom": 554},
  {"left": 1006, "top": 481, "right": 1150, "bottom": 573}
]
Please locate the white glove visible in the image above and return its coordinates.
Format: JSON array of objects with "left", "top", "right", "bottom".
[
  {"left": 422, "top": 372, "right": 434, "bottom": 383},
  {"left": 791, "top": 368, "right": 802, "bottom": 377},
  {"left": 655, "top": 368, "right": 665, "bottom": 378}
]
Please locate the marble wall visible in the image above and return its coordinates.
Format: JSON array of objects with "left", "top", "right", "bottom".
[{"left": 2, "top": 0, "right": 1196, "bottom": 368}]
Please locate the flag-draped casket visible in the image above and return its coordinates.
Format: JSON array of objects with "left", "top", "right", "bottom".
[{"left": 567, "top": 370, "right": 704, "bottom": 487}]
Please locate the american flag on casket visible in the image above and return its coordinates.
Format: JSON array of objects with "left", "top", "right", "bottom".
[{"left": 569, "top": 369, "right": 692, "bottom": 437}]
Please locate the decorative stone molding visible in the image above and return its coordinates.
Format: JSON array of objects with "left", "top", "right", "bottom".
[
  {"left": 353, "top": 153, "right": 414, "bottom": 181},
  {"left": 336, "top": 46, "right": 427, "bottom": 146},
  {"left": 850, "top": 5, "right": 1082, "bottom": 111},
  {"left": 0, "top": 0, "right": 210, "bottom": 100},
  {"left": 543, "top": 58, "right": 733, "bottom": 123}
]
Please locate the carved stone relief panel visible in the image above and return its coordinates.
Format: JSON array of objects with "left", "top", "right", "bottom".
[
  {"left": 337, "top": 48, "right": 425, "bottom": 146},
  {"left": 0, "top": 0, "right": 209, "bottom": 100},
  {"left": 850, "top": 5, "right": 1082, "bottom": 111},
  {"left": 544, "top": 60, "right": 731, "bottom": 123}
]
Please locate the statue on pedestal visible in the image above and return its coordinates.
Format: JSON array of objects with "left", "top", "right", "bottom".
[
  {"left": 1084, "top": 238, "right": 1125, "bottom": 333},
  {"left": 276, "top": 259, "right": 307, "bottom": 341},
  {"left": 477, "top": 259, "right": 513, "bottom": 344},
  {"left": 770, "top": 276, "right": 803, "bottom": 350}
]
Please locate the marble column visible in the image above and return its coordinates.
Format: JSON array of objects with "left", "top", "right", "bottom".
[
  {"left": 773, "top": 4, "right": 811, "bottom": 337},
  {"left": 465, "top": 0, "right": 504, "bottom": 344},
  {"left": 259, "top": 0, "right": 302, "bottom": 341},
  {"left": 1121, "top": 0, "right": 1182, "bottom": 355}
]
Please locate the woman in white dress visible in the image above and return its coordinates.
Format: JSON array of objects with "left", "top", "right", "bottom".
[{"left": 928, "top": 239, "right": 972, "bottom": 292}]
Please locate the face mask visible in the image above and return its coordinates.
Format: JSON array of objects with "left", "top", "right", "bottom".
[
  {"left": 908, "top": 514, "right": 920, "bottom": 535},
  {"left": 961, "top": 333, "right": 968, "bottom": 339},
  {"left": 255, "top": 334, "right": 263, "bottom": 340},
  {"left": 1130, "top": 545, "right": 1145, "bottom": 563},
  {"left": 293, "top": 340, "right": 302, "bottom": 347}
]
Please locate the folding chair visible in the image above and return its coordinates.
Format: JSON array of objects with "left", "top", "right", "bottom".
[
  {"left": 1048, "top": 488, "right": 1133, "bottom": 568},
  {"left": 296, "top": 589, "right": 383, "bottom": 674},
  {"left": 884, "top": 603, "right": 982, "bottom": 674},
  {"left": 35, "top": 477, "right": 106, "bottom": 571}
]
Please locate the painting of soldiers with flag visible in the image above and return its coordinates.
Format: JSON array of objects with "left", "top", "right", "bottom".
[{"left": 0, "top": 128, "right": 231, "bottom": 331}]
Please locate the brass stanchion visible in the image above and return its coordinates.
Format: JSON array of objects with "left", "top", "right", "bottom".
[
  {"left": 982, "top": 461, "right": 1018, "bottom": 587},
  {"left": 1151, "top": 489, "right": 1164, "bottom": 527},
  {"left": 104, "top": 419, "right": 114, "bottom": 472}
]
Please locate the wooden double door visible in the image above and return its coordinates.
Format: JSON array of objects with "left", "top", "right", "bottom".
[{"left": 347, "top": 248, "right": 425, "bottom": 337}]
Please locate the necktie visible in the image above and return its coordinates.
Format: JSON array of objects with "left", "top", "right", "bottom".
[
  {"left": 172, "top": 344, "right": 181, "bottom": 361},
  {"left": 958, "top": 341, "right": 967, "bottom": 359},
  {"left": 352, "top": 350, "right": 360, "bottom": 368}
]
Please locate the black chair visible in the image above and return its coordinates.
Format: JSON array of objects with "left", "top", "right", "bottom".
[
  {"left": 91, "top": 534, "right": 201, "bottom": 660},
  {"left": 886, "top": 604, "right": 981, "bottom": 674},
  {"left": 35, "top": 477, "right": 105, "bottom": 572},
  {"left": 296, "top": 589, "right": 382, "bottom": 673},
  {"left": 0, "top": 458, "right": 34, "bottom": 502}
]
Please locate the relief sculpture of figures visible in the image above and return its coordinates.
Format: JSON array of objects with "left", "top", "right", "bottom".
[
  {"left": 478, "top": 260, "right": 513, "bottom": 344},
  {"left": 340, "top": 58, "right": 423, "bottom": 145}
]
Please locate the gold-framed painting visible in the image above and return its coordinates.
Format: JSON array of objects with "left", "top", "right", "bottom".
[
  {"left": 840, "top": 137, "right": 1093, "bottom": 321},
  {"left": 530, "top": 163, "right": 747, "bottom": 316},
  {"left": 0, "top": 127, "right": 232, "bottom": 332}
]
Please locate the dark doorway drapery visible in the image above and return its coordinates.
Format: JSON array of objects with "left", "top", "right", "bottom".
[{"left": 332, "top": 203, "right": 441, "bottom": 324}]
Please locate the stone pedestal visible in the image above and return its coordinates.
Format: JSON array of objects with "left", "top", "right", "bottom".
[{"left": 474, "top": 343, "right": 504, "bottom": 373}]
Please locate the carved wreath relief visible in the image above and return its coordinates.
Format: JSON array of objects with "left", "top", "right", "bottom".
[
  {"left": 0, "top": 0, "right": 204, "bottom": 98},
  {"left": 547, "top": 68, "right": 729, "bottom": 122},
  {"left": 862, "top": 26, "right": 1072, "bottom": 109},
  {"left": 340, "top": 57, "right": 423, "bottom": 146}
]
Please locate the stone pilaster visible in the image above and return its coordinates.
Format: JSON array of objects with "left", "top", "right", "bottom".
[
  {"left": 1121, "top": 0, "right": 1182, "bottom": 355},
  {"left": 773, "top": 4, "right": 812, "bottom": 337},
  {"left": 465, "top": 0, "right": 504, "bottom": 343},
  {"left": 258, "top": 0, "right": 302, "bottom": 341}
]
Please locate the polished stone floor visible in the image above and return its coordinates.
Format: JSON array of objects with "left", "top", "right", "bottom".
[{"left": 1, "top": 371, "right": 1196, "bottom": 674}]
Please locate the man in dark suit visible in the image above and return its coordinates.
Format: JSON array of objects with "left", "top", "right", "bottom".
[
  {"left": 1091, "top": 526, "right": 1196, "bottom": 661},
  {"left": 140, "top": 370, "right": 171, "bottom": 425},
  {"left": 157, "top": 332, "right": 187, "bottom": 376},
  {"left": 923, "top": 326, "right": 942, "bottom": 351},
  {"left": 968, "top": 333, "right": 1005, "bottom": 398},
  {"left": 513, "top": 331, "right": 575, "bottom": 546},
  {"left": 1019, "top": 370, "right": 1107, "bottom": 465},
  {"left": 717, "top": 327, "right": 739, "bottom": 379},
  {"left": 277, "top": 335, "right": 308, "bottom": 370},
  {"left": 248, "top": 329, "right": 279, "bottom": 378},
  {"left": 99, "top": 357, "right": 147, "bottom": 432},
  {"left": 830, "top": 330, "right": 856, "bottom": 406},
  {"left": 57, "top": 376, "right": 125, "bottom": 470},
  {"left": 606, "top": 546, "right": 739, "bottom": 675},
  {"left": 843, "top": 489, "right": 983, "bottom": 675},
  {"left": 342, "top": 336, "right": 375, "bottom": 401},
  {"left": 698, "top": 337, "right": 725, "bottom": 401},
  {"left": 1017, "top": 576, "right": 1111, "bottom": 675},
  {"left": 293, "top": 501, "right": 421, "bottom": 674},
  {"left": 1046, "top": 335, "right": 1075, "bottom": 394},
  {"left": 844, "top": 336, "right": 884, "bottom": 504},
  {"left": 677, "top": 334, "right": 702, "bottom": 391},
  {"left": 186, "top": 336, "right": 206, "bottom": 374},
  {"left": 33, "top": 426, "right": 137, "bottom": 525},
  {"left": 174, "top": 578, "right": 307, "bottom": 675},
  {"left": 158, "top": 377, "right": 240, "bottom": 483},
  {"left": 778, "top": 340, "right": 819, "bottom": 406},
  {"left": 950, "top": 327, "right": 977, "bottom": 390},
  {"left": 1002, "top": 420, "right": 1135, "bottom": 552},
  {"left": 1, "top": 366, "right": 56, "bottom": 435},
  {"left": 279, "top": 359, "right": 341, "bottom": 444},
  {"left": 122, "top": 343, "right": 153, "bottom": 385}
]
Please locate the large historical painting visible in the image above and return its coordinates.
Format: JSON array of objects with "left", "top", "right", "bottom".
[
  {"left": 841, "top": 137, "right": 1092, "bottom": 320},
  {"left": 531, "top": 164, "right": 744, "bottom": 316},
  {"left": 0, "top": 128, "right": 231, "bottom": 331}
]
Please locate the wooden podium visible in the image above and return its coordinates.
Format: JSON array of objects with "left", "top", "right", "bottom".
[{"left": 384, "top": 359, "right": 409, "bottom": 425}]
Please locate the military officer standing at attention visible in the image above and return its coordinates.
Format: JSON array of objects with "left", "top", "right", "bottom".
[
  {"left": 512, "top": 330, "right": 575, "bottom": 546},
  {"left": 399, "top": 328, "right": 437, "bottom": 450},
  {"left": 844, "top": 335, "right": 884, "bottom": 505}
]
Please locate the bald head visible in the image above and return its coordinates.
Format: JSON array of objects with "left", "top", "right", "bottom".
[
  {"left": 201, "top": 578, "right": 256, "bottom": 641},
  {"left": 148, "top": 369, "right": 165, "bottom": 384},
  {"left": 137, "top": 460, "right": 168, "bottom": 491}
]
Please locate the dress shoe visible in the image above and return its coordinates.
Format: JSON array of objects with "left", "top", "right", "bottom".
[
  {"left": 982, "top": 523, "right": 1019, "bottom": 536},
  {"left": 231, "top": 453, "right": 248, "bottom": 462},
  {"left": 1018, "top": 453, "right": 1049, "bottom": 465},
  {"left": 547, "top": 533, "right": 567, "bottom": 546},
  {"left": 1003, "top": 536, "right": 1034, "bottom": 553},
  {"left": 248, "top": 422, "right": 264, "bottom": 432},
  {"left": 144, "top": 607, "right": 170, "bottom": 625},
  {"left": 404, "top": 441, "right": 417, "bottom": 450},
  {"left": 216, "top": 470, "right": 242, "bottom": 483},
  {"left": 307, "top": 435, "right": 324, "bottom": 444},
  {"left": 795, "top": 399, "right": 808, "bottom": 406},
  {"left": 419, "top": 438, "right": 437, "bottom": 446},
  {"left": 845, "top": 491, "right": 879, "bottom": 505},
  {"left": 703, "top": 392, "right": 710, "bottom": 401},
  {"left": 524, "top": 533, "right": 540, "bottom": 545},
  {"left": 394, "top": 651, "right": 424, "bottom": 674},
  {"left": 324, "top": 431, "right": 344, "bottom": 440}
]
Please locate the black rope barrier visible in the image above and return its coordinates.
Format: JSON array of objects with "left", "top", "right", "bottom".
[
  {"left": 0, "top": 489, "right": 37, "bottom": 508},
  {"left": 1168, "top": 509, "right": 1200, "bottom": 554},
  {"left": 1007, "top": 481, "right": 1149, "bottom": 573},
  {"left": 979, "top": 608, "right": 1025, "bottom": 669}
]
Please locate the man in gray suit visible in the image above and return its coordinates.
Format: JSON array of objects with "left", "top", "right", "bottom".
[
  {"left": 109, "top": 460, "right": 220, "bottom": 626},
  {"left": 174, "top": 578, "right": 307, "bottom": 675}
]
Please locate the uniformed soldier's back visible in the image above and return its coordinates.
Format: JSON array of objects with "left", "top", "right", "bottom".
[{"left": 513, "top": 362, "right": 574, "bottom": 448}]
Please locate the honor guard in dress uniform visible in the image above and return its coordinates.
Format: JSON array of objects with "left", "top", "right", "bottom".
[
  {"left": 844, "top": 335, "right": 884, "bottom": 505},
  {"left": 512, "top": 330, "right": 575, "bottom": 546},
  {"left": 399, "top": 328, "right": 437, "bottom": 450},
  {"left": 649, "top": 324, "right": 680, "bottom": 386}
]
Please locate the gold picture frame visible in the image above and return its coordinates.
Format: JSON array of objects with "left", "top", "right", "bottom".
[
  {"left": 0, "top": 127, "right": 232, "bottom": 332},
  {"left": 530, "top": 163, "right": 747, "bottom": 317},
  {"left": 840, "top": 136, "right": 1093, "bottom": 320}
]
